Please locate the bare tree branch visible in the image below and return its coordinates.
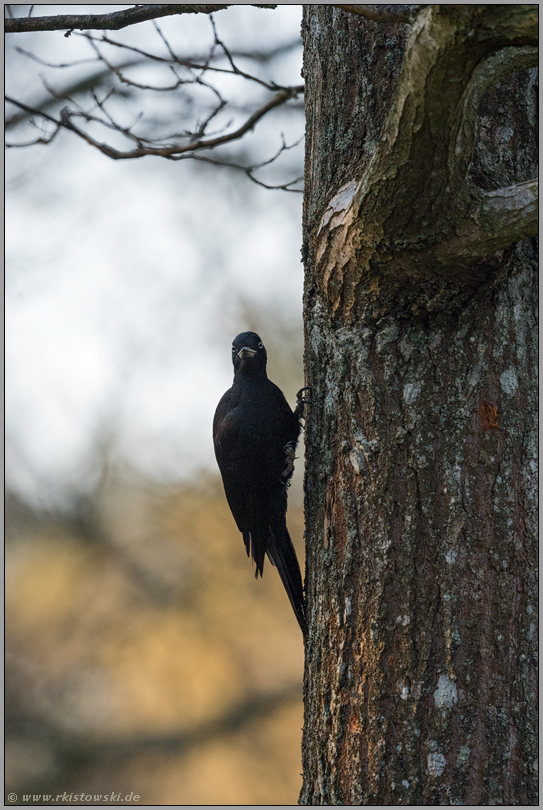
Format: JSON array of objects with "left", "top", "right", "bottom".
[
  {"left": 5, "top": 13, "right": 304, "bottom": 190},
  {"left": 5, "top": 31, "right": 302, "bottom": 131},
  {"left": 435, "top": 179, "right": 538, "bottom": 265},
  {"left": 451, "top": 45, "right": 538, "bottom": 189},
  {"left": 5, "top": 63, "right": 139, "bottom": 129},
  {"left": 313, "top": 4, "right": 539, "bottom": 313},
  {"left": 54, "top": 84, "right": 302, "bottom": 160},
  {"left": 5, "top": 95, "right": 61, "bottom": 127},
  {"left": 357, "top": 6, "right": 539, "bottom": 238},
  {"left": 4, "top": 4, "right": 278, "bottom": 35}
]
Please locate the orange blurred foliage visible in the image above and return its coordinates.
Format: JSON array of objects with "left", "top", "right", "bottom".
[{"left": 6, "top": 472, "right": 305, "bottom": 805}]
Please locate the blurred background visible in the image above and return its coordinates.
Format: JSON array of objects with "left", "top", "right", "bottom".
[{"left": 6, "top": 5, "right": 306, "bottom": 804}]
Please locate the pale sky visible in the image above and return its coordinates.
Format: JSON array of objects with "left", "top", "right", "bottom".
[{"left": 6, "top": 5, "right": 305, "bottom": 505}]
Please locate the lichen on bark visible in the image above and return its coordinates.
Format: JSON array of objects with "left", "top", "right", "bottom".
[{"left": 300, "top": 5, "right": 538, "bottom": 806}]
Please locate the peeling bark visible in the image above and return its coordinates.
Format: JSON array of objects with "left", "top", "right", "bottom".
[{"left": 301, "top": 5, "right": 537, "bottom": 806}]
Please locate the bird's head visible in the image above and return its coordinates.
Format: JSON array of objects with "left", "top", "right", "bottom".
[{"left": 232, "top": 331, "right": 268, "bottom": 375}]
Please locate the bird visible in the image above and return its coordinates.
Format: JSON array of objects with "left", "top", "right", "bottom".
[{"left": 213, "top": 331, "right": 309, "bottom": 639}]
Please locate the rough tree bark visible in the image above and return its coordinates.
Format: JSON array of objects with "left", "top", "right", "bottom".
[{"left": 300, "top": 5, "right": 537, "bottom": 806}]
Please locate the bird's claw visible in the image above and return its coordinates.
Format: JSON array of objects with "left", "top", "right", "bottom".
[
  {"left": 282, "top": 441, "right": 297, "bottom": 479},
  {"left": 295, "top": 387, "right": 312, "bottom": 419}
]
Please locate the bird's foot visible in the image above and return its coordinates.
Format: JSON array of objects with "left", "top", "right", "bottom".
[
  {"left": 295, "top": 387, "right": 312, "bottom": 419},
  {"left": 282, "top": 441, "right": 297, "bottom": 479}
]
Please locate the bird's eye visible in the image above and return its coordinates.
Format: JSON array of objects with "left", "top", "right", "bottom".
[
  {"left": 232, "top": 346, "right": 236, "bottom": 352},
  {"left": 258, "top": 342, "right": 263, "bottom": 349}
]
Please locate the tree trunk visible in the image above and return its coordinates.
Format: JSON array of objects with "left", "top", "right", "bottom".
[{"left": 300, "top": 5, "right": 538, "bottom": 806}]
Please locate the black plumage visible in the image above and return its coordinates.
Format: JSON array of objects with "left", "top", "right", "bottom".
[{"left": 213, "top": 331, "right": 307, "bottom": 638}]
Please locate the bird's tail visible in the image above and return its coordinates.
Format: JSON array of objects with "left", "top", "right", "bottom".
[{"left": 267, "top": 524, "right": 307, "bottom": 640}]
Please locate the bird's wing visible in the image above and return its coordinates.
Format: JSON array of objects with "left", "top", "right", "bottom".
[{"left": 213, "top": 406, "right": 271, "bottom": 575}]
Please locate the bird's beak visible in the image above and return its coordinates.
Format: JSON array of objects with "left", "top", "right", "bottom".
[{"left": 238, "top": 347, "right": 257, "bottom": 359}]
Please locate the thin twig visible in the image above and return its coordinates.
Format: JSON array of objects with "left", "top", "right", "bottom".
[
  {"left": 188, "top": 136, "right": 304, "bottom": 191},
  {"left": 5, "top": 130, "right": 61, "bottom": 148},
  {"left": 210, "top": 16, "right": 283, "bottom": 92},
  {"left": 15, "top": 45, "right": 105, "bottom": 69},
  {"left": 85, "top": 35, "right": 193, "bottom": 93},
  {"left": 83, "top": 31, "right": 285, "bottom": 92}
]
